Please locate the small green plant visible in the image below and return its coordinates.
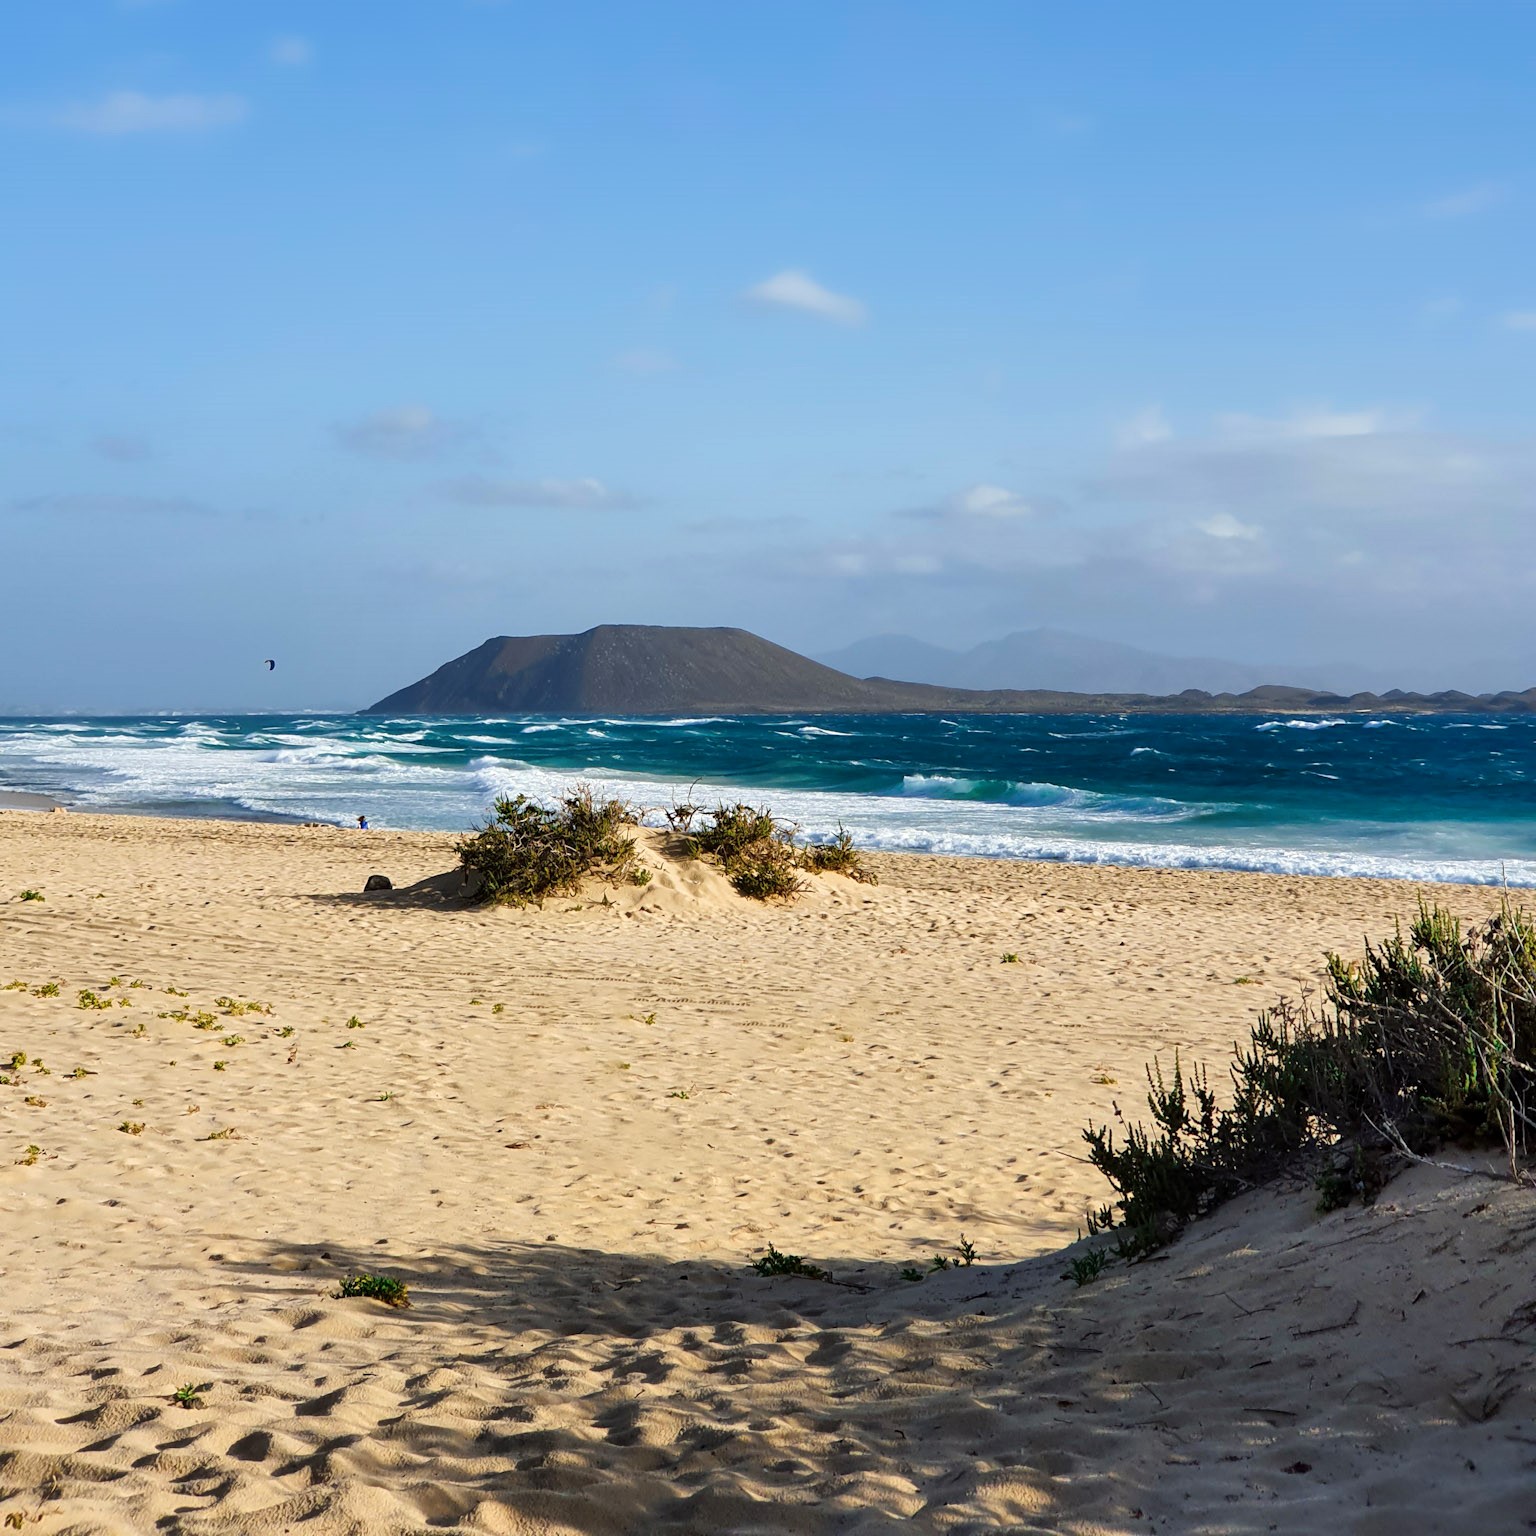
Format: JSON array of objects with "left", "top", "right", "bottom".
[
  {"left": 67, "top": 1067, "right": 93, "bottom": 1079},
  {"left": 171, "top": 1382, "right": 211, "bottom": 1409},
  {"left": 749, "top": 1244, "right": 829, "bottom": 1281},
  {"left": 18, "top": 890, "right": 43, "bottom": 902},
  {"left": 799, "top": 825, "right": 877, "bottom": 884},
  {"left": 16, "top": 1145, "right": 40, "bottom": 1166},
  {"left": 337, "top": 1272, "right": 410, "bottom": 1307},
  {"left": 24, "top": 1096, "right": 46, "bottom": 1108},
  {"left": 1233, "top": 975, "right": 1257, "bottom": 986},
  {"left": 77, "top": 989, "right": 111, "bottom": 1011},
  {"left": 630, "top": 866, "right": 652, "bottom": 886},
  {"left": 955, "top": 1234, "right": 978, "bottom": 1266},
  {"left": 212, "top": 1060, "right": 227, "bottom": 1071},
  {"left": 277, "top": 1025, "right": 295, "bottom": 1038},
  {"left": 346, "top": 1016, "right": 364, "bottom": 1029},
  {"left": 491, "top": 1003, "right": 504, "bottom": 1014},
  {"left": 3, "top": 980, "right": 27, "bottom": 991},
  {"left": 688, "top": 804, "right": 806, "bottom": 901},
  {"left": 1065, "top": 1248, "right": 1112, "bottom": 1287},
  {"left": 639, "top": 1012, "right": 657, "bottom": 1026},
  {"left": 666, "top": 1089, "right": 690, "bottom": 1100},
  {"left": 107, "top": 977, "right": 122, "bottom": 988},
  {"left": 191, "top": 1011, "right": 217, "bottom": 1029},
  {"left": 164, "top": 986, "right": 188, "bottom": 997},
  {"left": 7, "top": 1051, "right": 25, "bottom": 1071},
  {"left": 199, "top": 1127, "right": 236, "bottom": 1141},
  {"left": 375, "top": 1091, "right": 395, "bottom": 1101},
  {"left": 130, "top": 980, "right": 152, "bottom": 990},
  {"left": 221, "top": 1035, "right": 245, "bottom": 1047},
  {"left": 900, "top": 1266, "right": 925, "bottom": 1282},
  {"left": 29, "top": 1059, "right": 48, "bottom": 1075},
  {"left": 119, "top": 1121, "right": 145, "bottom": 1135},
  {"left": 31, "top": 983, "right": 59, "bottom": 998},
  {"left": 1001, "top": 953, "right": 1020, "bottom": 964}
]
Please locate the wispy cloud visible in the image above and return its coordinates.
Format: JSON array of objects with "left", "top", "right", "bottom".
[
  {"left": 899, "top": 483, "right": 1047, "bottom": 522},
  {"left": 7, "top": 493, "right": 211, "bottom": 518},
  {"left": 443, "top": 476, "right": 638, "bottom": 510},
  {"left": 1501, "top": 311, "right": 1536, "bottom": 332},
  {"left": 1198, "top": 512, "right": 1260, "bottom": 541},
  {"left": 92, "top": 434, "right": 153, "bottom": 463},
  {"left": 334, "top": 406, "right": 467, "bottom": 460},
  {"left": 54, "top": 91, "right": 248, "bottom": 136},
  {"left": 1423, "top": 181, "right": 1506, "bottom": 219},
  {"left": 1116, "top": 406, "right": 1171, "bottom": 448},
  {"left": 268, "top": 35, "right": 314, "bottom": 68},
  {"left": 744, "top": 269, "right": 866, "bottom": 326}
]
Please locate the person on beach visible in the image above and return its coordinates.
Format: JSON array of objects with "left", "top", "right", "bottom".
[{"left": 356, "top": 814, "right": 369, "bottom": 830}]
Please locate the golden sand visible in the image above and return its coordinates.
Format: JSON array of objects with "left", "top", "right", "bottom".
[{"left": 1, "top": 810, "right": 1531, "bottom": 1533}]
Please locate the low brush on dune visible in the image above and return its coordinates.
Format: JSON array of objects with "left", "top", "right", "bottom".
[
  {"left": 678, "top": 802, "right": 877, "bottom": 900},
  {"left": 455, "top": 786, "right": 645, "bottom": 906},
  {"left": 1080, "top": 899, "right": 1536, "bottom": 1272}
]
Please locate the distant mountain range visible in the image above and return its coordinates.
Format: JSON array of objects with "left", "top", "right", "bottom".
[
  {"left": 817, "top": 629, "right": 1324, "bottom": 696},
  {"left": 366, "top": 625, "right": 1536, "bottom": 716}
]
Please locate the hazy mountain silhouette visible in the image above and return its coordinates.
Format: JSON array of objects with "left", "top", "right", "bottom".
[
  {"left": 366, "top": 625, "right": 1536, "bottom": 717},
  {"left": 818, "top": 629, "right": 1295, "bottom": 695}
]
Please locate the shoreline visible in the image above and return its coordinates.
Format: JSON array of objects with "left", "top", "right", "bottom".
[{"left": 3, "top": 793, "right": 1532, "bottom": 887}]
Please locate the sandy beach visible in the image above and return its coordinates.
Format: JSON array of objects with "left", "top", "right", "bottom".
[{"left": 2, "top": 809, "right": 1532, "bottom": 1534}]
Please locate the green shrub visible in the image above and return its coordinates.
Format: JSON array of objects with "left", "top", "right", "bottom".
[
  {"left": 456, "top": 786, "right": 639, "bottom": 906},
  {"left": 337, "top": 1272, "right": 410, "bottom": 1307},
  {"left": 749, "top": 1244, "right": 829, "bottom": 1280},
  {"left": 1083, "top": 900, "right": 1536, "bottom": 1263},
  {"left": 800, "top": 826, "right": 877, "bottom": 884},
  {"left": 688, "top": 804, "right": 875, "bottom": 900}
]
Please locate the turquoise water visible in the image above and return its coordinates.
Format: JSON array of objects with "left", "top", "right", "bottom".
[{"left": 1, "top": 712, "right": 1533, "bottom": 884}]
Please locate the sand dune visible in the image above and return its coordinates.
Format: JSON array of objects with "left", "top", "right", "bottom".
[{"left": 1, "top": 811, "right": 1531, "bottom": 1532}]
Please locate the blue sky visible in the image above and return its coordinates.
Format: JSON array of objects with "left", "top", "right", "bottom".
[{"left": 4, "top": 1, "right": 1536, "bottom": 709}]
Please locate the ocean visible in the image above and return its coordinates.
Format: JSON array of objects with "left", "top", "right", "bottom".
[{"left": 1, "top": 712, "right": 1533, "bottom": 885}]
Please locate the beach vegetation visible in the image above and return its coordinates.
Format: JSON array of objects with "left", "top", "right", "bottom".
[
  {"left": 171, "top": 1382, "right": 211, "bottom": 1409},
  {"left": 18, "top": 890, "right": 43, "bottom": 902},
  {"left": 346, "top": 1016, "right": 364, "bottom": 1029},
  {"left": 3, "top": 981, "right": 26, "bottom": 991},
  {"left": 119, "top": 1121, "right": 144, "bottom": 1135},
  {"left": 800, "top": 826, "right": 877, "bottom": 884},
  {"left": 1065, "top": 1248, "right": 1111, "bottom": 1287},
  {"left": 199, "top": 1127, "right": 236, "bottom": 1141},
  {"left": 221, "top": 1035, "right": 245, "bottom": 1047},
  {"left": 456, "top": 785, "right": 640, "bottom": 906},
  {"left": 31, "top": 983, "right": 59, "bottom": 998},
  {"left": 337, "top": 1272, "right": 410, "bottom": 1307},
  {"left": 16, "top": 1146, "right": 40, "bottom": 1166},
  {"left": 77, "top": 990, "right": 112, "bottom": 1010},
  {"left": 7, "top": 1052, "right": 25, "bottom": 1072},
  {"left": 24, "top": 1097, "right": 46, "bottom": 1108},
  {"left": 900, "top": 1267, "right": 924, "bottom": 1282},
  {"left": 1083, "top": 899, "right": 1536, "bottom": 1265},
  {"left": 749, "top": 1244, "right": 829, "bottom": 1280},
  {"left": 212, "top": 1060, "right": 227, "bottom": 1071},
  {"left": 1001, "top": 952, "right": 1020, "bottom": 964}
]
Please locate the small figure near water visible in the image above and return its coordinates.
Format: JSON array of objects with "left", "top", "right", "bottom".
[{"left": 356, "top": 814, "right": 369, "bottom": 830}]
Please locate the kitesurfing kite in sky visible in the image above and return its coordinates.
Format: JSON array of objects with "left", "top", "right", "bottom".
[{"left": 263, "top": 659, "right": 276, "bottom": 671}]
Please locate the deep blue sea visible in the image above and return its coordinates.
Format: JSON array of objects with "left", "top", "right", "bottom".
[{"left": 2, "top": 712, "right": 1534, "bottom": 884}]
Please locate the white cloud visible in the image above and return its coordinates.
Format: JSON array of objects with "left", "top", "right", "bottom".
[
  {"left": 1214, "top": 406, "right": 1406, "bottom": 441},
  {"left": 744, "top": 269, "right": 866, "bottom": 326},
  {"left": 1501, "top": 311, "right": 1536, "bottom": 332},
  {"left": 335, "top": 406, "right": 466, "bottom": 460},
  {"left": 946, "top": 484, "right": 1035, "bottom": 519},
  {"left": 1116, "top": 406, "right": 1171, "bottom": 448},
  {"left": 269, "top": 35, "right": 314, "bottom": 68},
  {"left": 55, "top": 91, "right": 248, "bottom": 136},
  {"left": 1198, "top": 512, "right": 1260, "bottom": 541},
  {"left": 444, "top": 476, "right": 637, "bottom": 510},
  {"left": 1423, "top": 181, "right": 1506, "bottom": 219}
]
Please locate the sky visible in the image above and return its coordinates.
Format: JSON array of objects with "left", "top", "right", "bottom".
[{"left": 4, "top": 0, "right": 1536, "bottom": 710}]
